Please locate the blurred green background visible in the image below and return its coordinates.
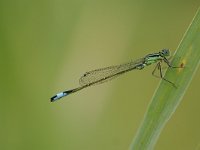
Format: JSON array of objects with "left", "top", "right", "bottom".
[{"left": 0, "top": 0, "right": 200, "bottom": 150}]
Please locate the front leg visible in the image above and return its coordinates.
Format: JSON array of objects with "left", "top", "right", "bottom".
[{"left": 163, "top": 57, "right": 182, "bottom": 68}]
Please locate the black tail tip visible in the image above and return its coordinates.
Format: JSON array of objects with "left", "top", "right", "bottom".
[
  {"left": 50, "top": 91, "right": 69, "bottom": 102},
  {"left": 50, "top": 95, "right": 57, "bottom": 102}
]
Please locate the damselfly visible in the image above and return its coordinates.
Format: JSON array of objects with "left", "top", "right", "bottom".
[{"left": 51, "top": 49, "right": 179, "bottom": 102}]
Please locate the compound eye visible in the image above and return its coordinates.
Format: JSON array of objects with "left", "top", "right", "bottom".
[{"left": 162, "top": 49, "right": 170, "bottom": 56}]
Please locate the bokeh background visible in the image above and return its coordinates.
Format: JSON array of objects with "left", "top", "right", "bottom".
[{"left": 0, "top": 0, "right": 200, "bottom": 150}]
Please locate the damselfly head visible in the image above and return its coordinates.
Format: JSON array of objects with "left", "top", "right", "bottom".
[{"left": 160, "top": 49, "right": 170, "bottom": 57}]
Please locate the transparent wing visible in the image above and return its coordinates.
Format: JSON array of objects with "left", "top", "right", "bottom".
[{"left": 79, "top": 58, "right": 144, "bottom": 86}]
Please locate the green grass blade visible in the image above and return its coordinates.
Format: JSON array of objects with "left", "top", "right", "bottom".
[{"left": 130, "top": 8, "right": 200, "bottom": 150}]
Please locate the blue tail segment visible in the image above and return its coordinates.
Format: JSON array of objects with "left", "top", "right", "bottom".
[
  {"left": 50, "top": 89, "right": 74, "bottom": 102},
  {"left": 51, "top": 92, "right": 68, "bottom": 102}
]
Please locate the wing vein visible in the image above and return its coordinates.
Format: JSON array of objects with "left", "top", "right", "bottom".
[{"left": 79, "top": 58, "right": 144, "bottom": 86}]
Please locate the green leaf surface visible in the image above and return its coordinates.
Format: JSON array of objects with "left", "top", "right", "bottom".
[{"left": 130, "top": 8, "right": 200, "bottom": 150}]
